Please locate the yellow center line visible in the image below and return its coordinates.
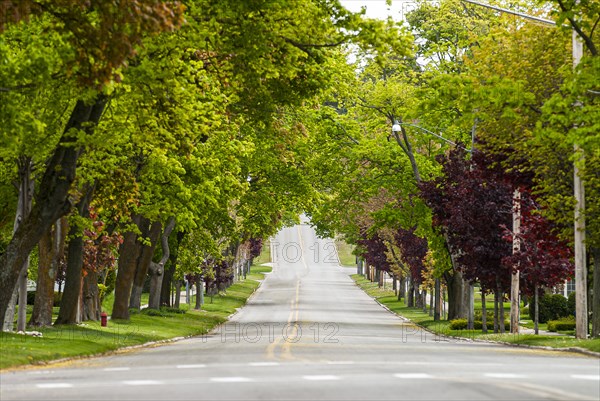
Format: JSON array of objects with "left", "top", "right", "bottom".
[{"left": 266, "top": 226, "right": 306, "bottom": 361}]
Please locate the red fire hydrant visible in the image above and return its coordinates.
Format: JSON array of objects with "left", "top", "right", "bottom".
[{"left": 101, "top": 312, "right": 108, "bottom": 327}]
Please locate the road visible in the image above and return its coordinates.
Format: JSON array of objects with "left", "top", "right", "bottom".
[{"left": 1, "top": 222, "right": 599, "bottom": 400}]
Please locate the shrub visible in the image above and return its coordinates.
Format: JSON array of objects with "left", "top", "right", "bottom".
[
  {"left": 27, "top": 291, "right": 63, "bottom": 306},
  {"left": 567, "top": 291, "right": 576, "bottom": 316},
  {"left": 160, "top": 306, "right": 186, "bottom": 314},
  {"left": 450, "top": 319, "right": 468, "bottom": 330},
  {"left": 530, "top": 293, "right": 569, "bottom": 323},
  {"left": 450, "top": 319, "right": 510, "bottom": 331},
  {"left": 547, "top": 317, "right": 576, "bottom": 332},
  {"left": 521, "top": 307, "right": 529, "bottom": 316}
]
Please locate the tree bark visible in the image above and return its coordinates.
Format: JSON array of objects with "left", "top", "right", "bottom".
[
  {"left": 534, "top": 286, "right": 539, "bottom": 335},
  {"left": 129, "top": 218, "right": 161, "bottom": 310},
  {"left": 3, "top": 157, "right": 34, "bottom": 332},
  {"left": 434, "top": 278, "right": 441, "bottom": 321},
  {"left": 591, "top": 247, "right": 600, "bottom": 338},
  {"left": 174, "top": 280, "right": 182, "bottom": 308},
  {"left": 148, "top": 218, "right": 176, "bottom": 310},
  {"left": 446, "top": 271, "right": 467, "bottom": 320},
  {"left": 494, "top": 286, "right": 500, "bottom": 333},
  {"left": 112, "top": 214, "right": 144, "bottom": 320},
  {"left": 55, "top": 187, "right": 94, "bottom": 325},
  {"left": 29, "top": 218, "right": 67, "bottom": 327},
  {"left": 510, "top": 189, "right": 521, "bottom": 334},
  {"left": 194, "top": 273, "right": 203, "bottom": 310},
  {"left": 0, "top": 97, "right": 106, "bottom": 322},
  {"left": 82, "top": 270, "right": 100, "bottom": 321},
  {"left": 481, "top": 289, "right": 488, "bottom": 334},
  {"left": 161, "top": 232, "right": 183, "bottom": 308}
]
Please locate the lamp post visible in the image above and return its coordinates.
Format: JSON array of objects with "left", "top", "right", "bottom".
[{"left": 391, "top": 122, "right": 472, "bottom": 153}]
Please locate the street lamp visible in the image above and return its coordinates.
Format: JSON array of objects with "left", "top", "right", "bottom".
[{"left": 391, "top": 121, "right": 472, "bottom": 153}]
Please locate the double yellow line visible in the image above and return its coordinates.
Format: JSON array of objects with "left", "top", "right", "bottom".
[{"left": 265, "top": 226, "right": 307, "bottom": 360}]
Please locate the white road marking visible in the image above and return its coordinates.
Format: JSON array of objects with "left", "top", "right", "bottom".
[
  {"left": 571, "top": 375, "right": 600, "bottom": 381},
  {"left": 35, "top": 383, "right": 73, "bottom": 389},
  {"left": 103, "top": 367, "right": 130, "bottom": 372},
  {"left": 303, "top": 375, "right": 340, "bottom": 381},
  {"left": 210, "top": 377, "right": 253, "bottom": 383},
  {"left": 248, "top": 362, "right": 280, "bottom": 367},
  {"left": 123, "top": 380, "right": 163, "bottom": 386},
  {"left": 394, "top": 373, "right": 433, "bottom": 379},
  {"left": 176, "top": 364, "right": 207, "bottom": 369},
  {"left": 484, "top": 373, "right": 527, "bottom": 379},
  {"left": 327, "top": 361, "right": 355, "bottom": 365}
]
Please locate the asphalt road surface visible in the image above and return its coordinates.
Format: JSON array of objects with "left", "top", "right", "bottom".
[{"left": 1, "top": 222, "right": 599, "bottom": 400}]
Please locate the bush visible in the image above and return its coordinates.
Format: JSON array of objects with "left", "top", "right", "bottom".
[
  {"left": 567, "top": 291, "right": 576, "bottom": 316},
  {"left": 160, "top": 306, "right": 186, "bottom": 314},
  {"left": 26, "top": 291, "right": 62, "bottom": 307},
  {"left": 547, "top": 317, "right": 576, "bottom": 332},
  {"left": 522, "top": 307, "right": 529, "bottom": 316},
  {"left": 450, "top": 319, "right": 510, "bottom": 331},
  {"left": 530, "top": 293, "right": 569, "bottom": 323}
]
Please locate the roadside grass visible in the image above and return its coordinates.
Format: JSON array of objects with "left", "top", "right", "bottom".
[
  {"left": 0, "top": 265, "right": 271, "bottom": 370},
  {"left": 335, "top": 239, "right": 355, "bottom": 266},
  {"left": 351, "top": 274, "right": 600, "bottom": 353}
]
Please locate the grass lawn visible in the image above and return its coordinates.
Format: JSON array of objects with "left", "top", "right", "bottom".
[
  {"left": 351, "top": 274, "right": 600, "bottom": 354},
  {"left": 0, "top": 265, "right": 271, "bottom": 370},
  {"left": 335, "top": 239, "right": 356, "bottom": 266}
]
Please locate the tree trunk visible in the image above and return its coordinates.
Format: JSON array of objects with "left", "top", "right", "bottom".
[
  {"left": 407, "top": 277, "right": 414, "bottom": 307},
  {"left": 466, "top": 283, "right": 474, "bottom": 330},
  {"left": 174, "top": 280, "right": 182, "bottom": 308},
  {"left": 423, "top": 289, "right": 428, "bottom": 313},
  {"left": 2, "top": 157, "right": 34, "bottom": 332},
  {"left": 510, "top": 189, "right": 521, "bottom": 334},
  {"left": 82, "top": 270, "right": 100, "bottom": 321},
  {"left": 29, "top": 218, "right": 66, "bottom": 327},
  {"left": 434, "top": 278, "right": 441, "bottom": 321},
  {"left": 129, "top": 219, "right": 162, "bottom": 310},
  {"left": 591, "top": 247, "right": 600, "bottom": 338},
  {"left": 429, "top": 288, "right": 433, "bottom": 316},
  {"left": 499, "top": 290, "right": 506, "bottom": 334},
  {"left": 534, "top": 286, "right": 539, "bottom": 335},
  {"left": 0, "top": 97, "right": 107, "bottom": 322},
  {"left": 399, "top": 276, "right": 406, "bottom": 301},
  {"left": 55, "top": 187, "right": 94, "bottom": 325},
  {"left": 481, "top": 289, "right": 488, "bottom": 334},
  {"left": 194, "top": 273, "right": 203, "bottom": 310},
  {"left": 112, "top": 215, "right": 144, "bottom": 320},
  {"left": 446, "top": 271, "right": 467, "bottom": 320},
  {"left": 148, "top": 218, "right": 176, "bottom": 310},
  {"left": 494, "top": 286, "right": 500, "bottom": 333}
]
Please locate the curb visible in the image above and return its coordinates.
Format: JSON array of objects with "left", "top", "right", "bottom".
[
  {"left": 357, "top": 281, "right": 600, "bottom": 359},
  {"left": 1, "top": 270, "right": 271, "bottom": 372}
]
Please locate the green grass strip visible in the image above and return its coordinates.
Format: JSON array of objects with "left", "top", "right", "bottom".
[
  {"left": 0, "top": 265, "right": 271, "bottom": 370},
  {"left": 351, "top": 274, "right": 600, "bottom": 354}
]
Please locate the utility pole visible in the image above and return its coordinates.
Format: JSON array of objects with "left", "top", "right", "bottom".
[
  {"left": 461, "top": 0, "right": 588, "bottom": 339},
  {"left": 572, "top": 28, "right": 587, "bottom": 339}
]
